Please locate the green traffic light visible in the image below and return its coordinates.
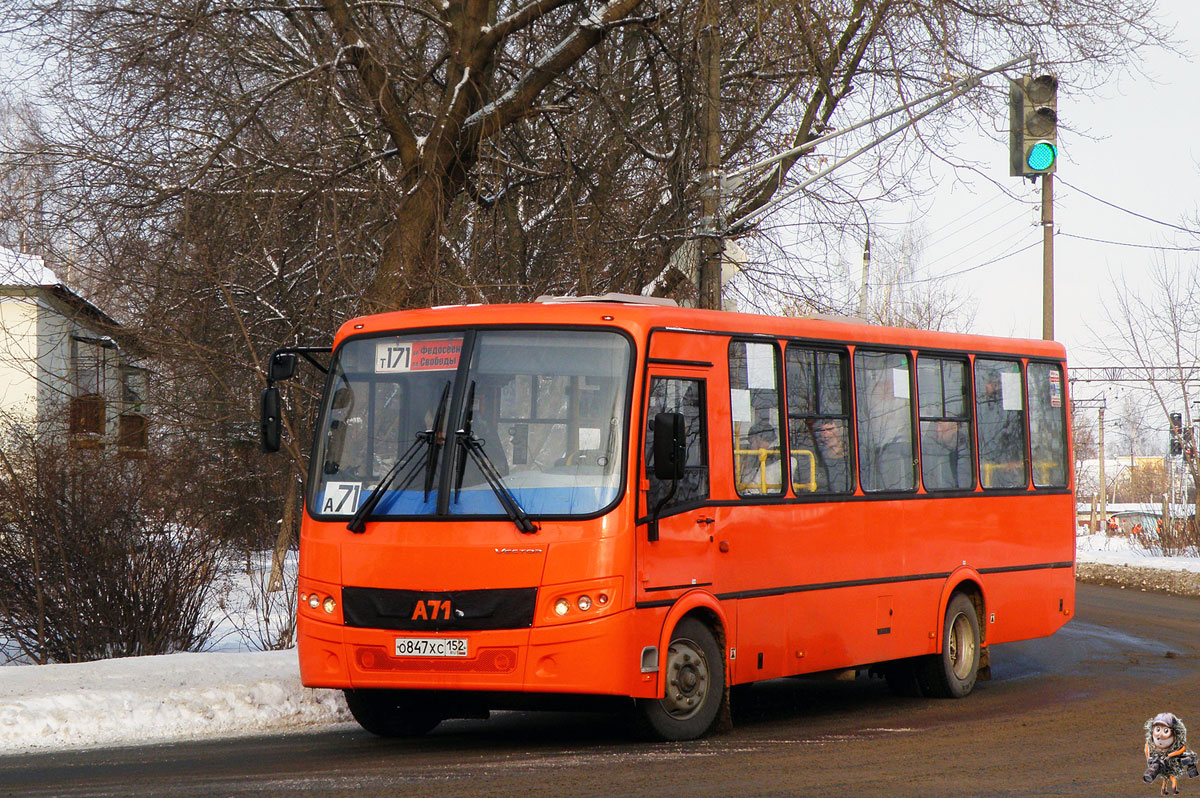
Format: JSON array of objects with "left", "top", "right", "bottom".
[{"left": 1026, "top": 141, "right": 1056, "bottom": 172}]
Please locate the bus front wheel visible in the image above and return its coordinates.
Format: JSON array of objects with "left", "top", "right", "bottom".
[
  {"left": 636, "top": 617, "right": 726, "bottom": 741},
  {"left": 343, "top": 688, "right": 444, "bottom": 737},
  {"left": 918, "top": 593, "right": 980, "bottom": 698}
]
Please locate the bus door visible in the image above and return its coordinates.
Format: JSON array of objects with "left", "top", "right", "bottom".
[{"left": 636, "top": 366, "right": 715, "bottom": 602}]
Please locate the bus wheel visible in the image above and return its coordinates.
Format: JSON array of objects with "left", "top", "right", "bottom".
[
  {"left": 918, "top": 593, "right": 980, "bottom": 698},
  {"left": 636, "top": 618, "right": 725, "bottom": 741},
  {"left": 343, "top": 689, "right": 444, "bottom": 737}
]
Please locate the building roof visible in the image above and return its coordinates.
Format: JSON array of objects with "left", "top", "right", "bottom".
[
  {"left": 0, "top": 244, "right": 143, "bottom": 357},
  {"left": 0, "top": 245, "right": 60, "bottom": 287}
]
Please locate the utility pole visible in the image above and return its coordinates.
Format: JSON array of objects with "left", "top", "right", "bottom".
[
  {"left": 1042, "top": 173, "right": 1054, "bottom": 340},
  {"left": 1098, "top": 404, "right": 1106, "bottom": 530},
  {"left": 696, "top": 0, "right": 722, "bottom": 310}
]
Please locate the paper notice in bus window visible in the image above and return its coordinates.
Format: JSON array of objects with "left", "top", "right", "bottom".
[
  {"left": 1049, "top": 371, "right": 1062, "bottom": 407},
  {"left": 579, "top": 427, "right": 602, "bottom": 449},
  {"left": 376, "top": 339, "right": 463, "bottom": 373},
  {"left": 747, "top": 346, "right": 775, "bottom": 389},
  {"left": 731, "top": 389, "right": 752, "bottom": 422},
  {"left": 892, "top": 368, "right": 910, "bottom": 399},
  {"left": 1001, "top": 372, "right": 1023, "bottom": 410}
]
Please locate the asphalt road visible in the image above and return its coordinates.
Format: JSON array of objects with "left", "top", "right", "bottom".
[{"left": 3, "top": 583, "right": 1198, "bottom": 797}]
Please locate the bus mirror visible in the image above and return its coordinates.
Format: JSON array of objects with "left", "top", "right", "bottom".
[
  {"left": 261, "top": 386, "right": 282, "bottom": 452},
  {"left": 269, "top": 352, "right": 298, "bottom": 382},
  {"left": 653, "top": 412, "right": 687, "bottom": 481}
]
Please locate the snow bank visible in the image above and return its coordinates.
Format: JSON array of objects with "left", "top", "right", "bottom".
[{"left": 0, "top": 648, "right": 349, "bottom": 754}]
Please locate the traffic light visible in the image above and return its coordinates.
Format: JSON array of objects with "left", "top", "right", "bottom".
[
  {"left": 1009, "top": 74, "right": 1058, "bottom": 177},
  {"left": 1170, "top": 412, "right": 1183, "bottom": 456}
]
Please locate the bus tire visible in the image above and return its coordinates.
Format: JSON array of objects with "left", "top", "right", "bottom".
[
  {"left": 636, "top": 617, "right": 726, "bottom": 741},
  {"left": 343, "top": 689, "right": 444, "bottom": 737},
  {"left": 918, "top": 593, "right": 980, "bottom": 698}
]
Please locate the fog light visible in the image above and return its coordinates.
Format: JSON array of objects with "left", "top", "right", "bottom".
[
  {"left": 322, "top": 597, "right": 336, "bottom": 614},
  {"left": 554, "top": 598, "right": 570, "bottom": 616},
  {"left": 577, "top": 595, "right": 592, "bottom": 611},
  {"left": 308, "top": 594, "right": 320, "bottom": 609}
]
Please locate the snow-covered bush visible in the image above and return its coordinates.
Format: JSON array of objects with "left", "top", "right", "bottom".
[{"left": 0, "top": 423, "right": 224, "bottom": 663}]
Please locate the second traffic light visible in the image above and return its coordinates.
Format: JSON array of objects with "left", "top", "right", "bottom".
[{"left": 1009, "top": 74, "right": 1058, "bottom": 177}]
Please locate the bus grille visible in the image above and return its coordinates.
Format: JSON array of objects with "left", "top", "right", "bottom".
[
  {"left": 354, "top": 645, "right": 519, "bottom": 674},
  {"left": 342, "top": 586, "right": 538, "bottom": 631}
]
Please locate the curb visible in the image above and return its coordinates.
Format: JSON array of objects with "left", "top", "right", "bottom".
[{"left": 1076, "top": 562, "right": 1200, "bottom": 597}]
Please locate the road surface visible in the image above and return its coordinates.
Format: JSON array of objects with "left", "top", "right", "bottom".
[{"left": 2, "top": 583, "right": 1195, "bottom": 797}]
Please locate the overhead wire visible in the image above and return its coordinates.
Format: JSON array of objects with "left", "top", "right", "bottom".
[
  {"left": 1056, "top": 177, "right": 1200, "bottom": 236},
  {"left": 1059, "top": 233, "right": 1200, "bottom": 252}
]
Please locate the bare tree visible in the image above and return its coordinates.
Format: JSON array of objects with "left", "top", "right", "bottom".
[
  {"left": 1100, "top": 259, "right": 1200, "bottom": 531},
  {"left": 0, "top": 0, "right": 1170, "bottom": 308}
]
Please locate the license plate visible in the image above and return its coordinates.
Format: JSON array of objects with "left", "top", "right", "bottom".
[{"left": 394, "top": 637, "right": 468, "bottom": 657}]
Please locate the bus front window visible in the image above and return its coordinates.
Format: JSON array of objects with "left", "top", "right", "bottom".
[
  {"left": 311, "top": 329, "right": 630, "bottom": 520},
  {"left": 448, "top": 330, "right": 630, "bottom": 517}
]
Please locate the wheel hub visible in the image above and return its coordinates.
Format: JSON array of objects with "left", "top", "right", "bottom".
[{"left": 662, "top": 639, "right": 709, "bottom": 719}]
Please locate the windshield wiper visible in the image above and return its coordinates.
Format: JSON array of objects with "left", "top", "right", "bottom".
[
  {"left": 454, "top": 380, "right": 536, "bottom": 534},
  {"left": 346, "top": 381, "right": 451, "bottom": 534}
]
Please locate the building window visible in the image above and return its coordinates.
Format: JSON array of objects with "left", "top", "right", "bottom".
[{"left": 118, "top": 413, "right": 149, "bottom": 456}]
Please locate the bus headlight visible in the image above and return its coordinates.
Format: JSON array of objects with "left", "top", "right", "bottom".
[
  {"left": 308, "top": 594, "right": 321, "bottom": 610},
  {"left": 322, "top": 597, "right": 336, "bottom": 614},
  {"left": 540, "top": 577, "right": 622, "bottom": 626}
]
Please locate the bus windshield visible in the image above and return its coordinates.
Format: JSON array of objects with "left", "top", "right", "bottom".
[{"left": 311, "top": 328, "right": 631, "bottom": 521}]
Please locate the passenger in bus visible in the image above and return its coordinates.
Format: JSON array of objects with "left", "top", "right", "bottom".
[
  {"left": 740, "top": 423, "right": 781, "bottom": 495},
  {"left": 976, "top": 367, "right": 1024, "bottom": 487},
  {"left": 812, "top": 418, "right": 850, "bottom": 493},
  {"left": 922, "top": 420, "right": 970, "bottom": 490}
]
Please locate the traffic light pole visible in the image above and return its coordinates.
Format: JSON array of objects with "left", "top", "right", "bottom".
[{"left": 1042, "top": 173, "right": 1054, "bottom": 340}]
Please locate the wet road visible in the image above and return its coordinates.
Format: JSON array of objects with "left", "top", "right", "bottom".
[{"left": 3, "top": 583, "right": 1197, "bottom": 797}]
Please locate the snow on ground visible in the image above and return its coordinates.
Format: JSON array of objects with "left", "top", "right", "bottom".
[{"left": 0, "top": 534, "right": 1194, "bottom": 756}]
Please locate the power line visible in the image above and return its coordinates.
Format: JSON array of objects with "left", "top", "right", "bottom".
[
  {"left": 1060, "top": 232, "right": 1200, "bottom": 252},
  {"left": 885, "top": 237, "right": 1041, "bottom": 286},
  {"left": 1057, "top": 177, "right": 1200, "bottom": 236}
]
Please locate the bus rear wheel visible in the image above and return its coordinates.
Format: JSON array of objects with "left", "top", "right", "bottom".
[
  {"left": 343, "top": 689, "right": 445, "bottom": 737},
  {"left": 636, "top": 617, "right": 725, "bottom": 741},
  {"left": 917, "top": 593, "right": 980, "bottom": 698}
]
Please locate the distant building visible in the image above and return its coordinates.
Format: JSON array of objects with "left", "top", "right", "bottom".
[{"left": 0, "top": 245, "right": 148, "bottom": 453}]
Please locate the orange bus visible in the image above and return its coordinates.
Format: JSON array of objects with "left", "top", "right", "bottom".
[{"left": 261, "top": 295, "right": 1074, "bottom": 740}]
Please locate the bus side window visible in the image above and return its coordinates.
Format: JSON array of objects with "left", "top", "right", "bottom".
[
  {"left": 785, "top": 345, "right": 852, "bottom": 494},
  {"left": 645, "top": 377, "right": 709, "bottom": 511},
  {"left": 917, "top": 356, "right": 974, "bottom": 491},
  {"left": 975, "top": 358, "right": 1028, "bottom": 489},
  {"left": 1027, "top": 362, "right": 1068, "bottom": 487},
  {"left": 729, "top": 341, "right": 784, "bottom": 497},
  {"left": 854, "top": 351, "right": 916, "bottom": 493}
]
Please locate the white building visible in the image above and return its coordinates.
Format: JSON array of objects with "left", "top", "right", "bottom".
[{"left": 0, "top": 245, "right": 147, "bottom": 452}]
